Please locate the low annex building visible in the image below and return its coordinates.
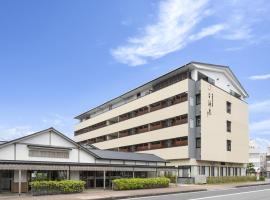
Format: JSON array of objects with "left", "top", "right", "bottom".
[{"left": 0, "top": 128, "right": 175, "bottom": 194}]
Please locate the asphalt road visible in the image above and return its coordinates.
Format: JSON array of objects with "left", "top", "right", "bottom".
[{"left": 126, "top": 185, "right": 270, "bottom": 200}]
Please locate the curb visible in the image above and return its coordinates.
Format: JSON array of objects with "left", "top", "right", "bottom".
[
  {"left": 86, "top": 189, "right": 207, "bottom": 200},
  {"left": 235, "top": 182, "right": 270, "bottom": 188}
]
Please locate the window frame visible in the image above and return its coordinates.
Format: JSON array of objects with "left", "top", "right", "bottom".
[
  {"left": 226, "top": 120, "right": 231, "bottom": 132},
  {"left": 196, "top": 137, "right": 201, "bottom": 148},
  {"left": 226, "top": 101, "right": 231, "bottom": 114},
  {"left": 227, "top": 140, "right": 231, "bottom": 151}
]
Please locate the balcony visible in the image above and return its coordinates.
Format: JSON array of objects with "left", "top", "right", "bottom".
[
  {"left": 119, "top": 147, "right": 129, "bottom": 152},
  {"left": 150, "top": 142, "right": 163, "bottom": 150},
  {"left": 136, "top": 125, "right": 149, "bottom": 134},
  {"left": 136, "top": 144, "right": 149, "bottom": 151},
  {"left": 96, "top": 136, "right": 106, "bottom": 143},
  {"left": 119, "top": 130, "right": 130, "bottom": 138},
  {"left": 119, "top": 114, "right": 130, "bottom": 122},
  {"left": 150, "top": 102, "right": 163, "bottom": 112},
  {"left": 134, "top": 107, "right": 149, "bottom": 117},
  {"left": 172, "top": 138, "right": 188, "bottom": 147},
  {"left": 150, "top": 122, "right": 163, "bottom": 131}
]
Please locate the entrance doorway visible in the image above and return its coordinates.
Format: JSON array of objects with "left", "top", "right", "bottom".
[{"left": 0, "top": 171, "right": 13, "bottom": 193}]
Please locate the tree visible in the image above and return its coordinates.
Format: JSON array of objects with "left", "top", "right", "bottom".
[{"left": 246, "top": 163, "right": 256, "bottom": 174}]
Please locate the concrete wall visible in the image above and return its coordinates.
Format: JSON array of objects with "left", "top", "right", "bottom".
[
  {"left": 75, "top": 79, "right": 189, "bottom": 142},
  {"left": 200, "top": 80, "right": 249, "bottom": 163}
]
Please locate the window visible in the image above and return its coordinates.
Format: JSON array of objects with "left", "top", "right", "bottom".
[
  {"left": 227, "top": 140, "right": 231, "bottom": 151},
  {"left": 226, "top": 101, "right": 231, "bottom": 114},
  {"left": 196, "top": 94, "right": 201, "bottom": 105},
  {"left": 201, "top": 166, "right": 205, "bottom": 175},
  {"left": 196, "top": 138, "right": 201, "bottom": 148},
  {"left": 29, "top": 149, "right": 69, "bottom": 158},
  {"left": 227, "top": 120, "right": 231, "bottom": 132},
  {"left": 196, "top": 115, "right": 201, "bottom": 127}
]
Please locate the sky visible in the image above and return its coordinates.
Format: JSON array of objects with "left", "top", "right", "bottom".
[{"left": 0, "top": 0, "right": 270, "bottom": 151}]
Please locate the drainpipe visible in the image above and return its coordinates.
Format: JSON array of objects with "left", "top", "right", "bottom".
[
  {"left": 18, "top": 170, "right": 21, "bottom": 196},
  {"left": 103, "top": 171, "right": 106, "bottom": 190}
]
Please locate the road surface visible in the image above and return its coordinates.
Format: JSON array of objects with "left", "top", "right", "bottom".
[{"left": 126, "top": 185, "right": 270, "bottom": 200}]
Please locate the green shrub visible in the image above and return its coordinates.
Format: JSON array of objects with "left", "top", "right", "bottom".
[
  {"left": 207, "top": 176, "right": 257, "bottom": 184},
  {"left": 163, "top": 175, "right": 177, "bottom": 183},
  {"left": 112, "top": 177, "right": 170, "bottom": 190},
  {"left": 259, "top": 176, "right": 265, "bottom": 181},
  {"left": 30, "top": 180, "right": 85, "bottom": 195}
]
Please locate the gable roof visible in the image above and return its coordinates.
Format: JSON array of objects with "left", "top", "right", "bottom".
[
  {"left": 0, "top": 127, "right": 166, "bottom": 163},
  {"left": 0, "top": 127, "right": 99, "bottom": 158},
  {"left": 189, "top": 61, "right": 248, "bottom": 98}
]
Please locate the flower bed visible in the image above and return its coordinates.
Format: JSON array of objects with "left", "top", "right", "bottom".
[
  {"left": 112, "top": 177, "right": 170, "bottom": 190},
  {"left": 30, "top": 180, "right": 85, "bottom": 196}
]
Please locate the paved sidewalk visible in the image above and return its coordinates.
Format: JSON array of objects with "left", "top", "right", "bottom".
[
  {"left": 187, "top": 180, "right": 270, "bottom": 191},
  {"left": 1, "top": 181, "right": 269, "bottom": 200},
  {"left": 0, "top": 185, "right": 206, "bottom": 200}
]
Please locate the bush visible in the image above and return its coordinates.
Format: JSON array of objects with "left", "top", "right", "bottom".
[
  {"left": 164, "top": 174, "right": 177, "bottom": 183},
  {"left": 112, "top": 177, "right": 170, "bottom": 190},
  {"left": 259, "top": 176, "right": 265, "bottom": 181},
  {"left": 30, "top": 180, "right": 85, "bottom": 196},
  {"left": 207, "top": 176, "right": 257, "bottom": 184}
]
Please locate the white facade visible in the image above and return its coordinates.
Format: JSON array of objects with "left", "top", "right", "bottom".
[
  {"left": 0, "top": 128, "right": 173, "bottom": 193},
  {"left": 249, "top": 140, "right": 267, "bottom": 172}
]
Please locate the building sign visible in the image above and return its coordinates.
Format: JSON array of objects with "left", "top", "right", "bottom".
[{"left": 207, "top": 84, "right": 214, "bottom": 117}]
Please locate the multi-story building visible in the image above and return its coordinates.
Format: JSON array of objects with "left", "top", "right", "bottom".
[
  {"left": 249, "top": 139, "right": 267, "bottom": 173},
  {"left": 266, "top": 147, "right": 270, "bottom": 178},
  {"left": 74, "top": 62, "right": 249, "bottom": 179}
]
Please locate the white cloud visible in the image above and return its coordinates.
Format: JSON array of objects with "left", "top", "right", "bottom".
[
  {"left": 250, "top": 138, "right": 270, "bottom": 153},
  {"left": 249, "top": 74, "right": 270, "bottom": 80},
  {"left": 250, "top": 119, "right": 270, "bottom": 134},
  {"left": 112, "top": 0, "right": 270, "bottom": 66},
  {"left": 0, "top": 126, "right": 33, "bottom": 141},
  {"left": 250, "top": 100, "right": 270, "bottom": 113},
  {"left": 189, "top": 24, "right": 225, "bottom": 41},
  {"left": 224, "top": 46, "right": 244, "bottom": 52},
  {"left": 112, "top": 0, "right": 210, "bottom": 66}
]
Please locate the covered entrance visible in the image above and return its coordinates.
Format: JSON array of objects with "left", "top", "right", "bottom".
[{"left": 80, "top": 171, "right": 148, "bottom": 189}]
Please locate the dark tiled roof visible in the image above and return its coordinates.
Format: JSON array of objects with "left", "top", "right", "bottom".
[{"left": 89, "top": 149, "right": 166, "bottom": 162}]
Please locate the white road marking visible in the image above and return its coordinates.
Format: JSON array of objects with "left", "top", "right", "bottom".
[
  {"left": 125, "top": 188, "right": 270, "bottom": 200},
  {"left": 187, "top": 188, "right": 270, "bottom": 200}
]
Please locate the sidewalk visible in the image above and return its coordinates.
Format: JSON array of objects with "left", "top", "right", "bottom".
[
  {"left": 0, "top": 185, "right": 206, "bottom": 200},
  {"left": 1, "top": 181, "right": 269, "bottom": 200},
  {"left": 187, "top": 179, "right": 270, "bottom": 191}
]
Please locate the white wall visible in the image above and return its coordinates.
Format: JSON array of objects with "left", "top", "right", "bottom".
[{"left": 0, "top": 130, "right": 95, "bottom": 164}]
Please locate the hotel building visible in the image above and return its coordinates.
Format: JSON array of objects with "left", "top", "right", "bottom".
[{"left": 74, "top": 62, "right": 249, "bottom": 179}]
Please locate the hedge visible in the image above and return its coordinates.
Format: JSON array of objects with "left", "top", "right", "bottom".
[
  {"left": 112, "top": 177, "right": 170, "bottom": 190},
  {"left": 207, "top": 176, "right": 258, "bottom": 184},
  {"left": 30, "top": 180, "right": 85, "bottom": 196}
]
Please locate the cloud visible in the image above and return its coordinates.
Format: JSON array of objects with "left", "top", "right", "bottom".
[
  {"left": 250, "top": 119, "right": 270, "bottom": 135},
  {"left": 249, "top": 74, "right": 270, "bottom": 80},
  {"left": 250, "top": 138, "right": 270, "bottom": 153},
  {"left": 112, "top": 0, "right": 270, "bottom": 66},
  {"left": 0, "top": 126, "right": 33, "bottom": 141},
  {"left": 250, "top": 100, "right": 270, "bottom": 113},
  {"left": 112, "top": 0, "right": 210, "bottom": 66}
]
